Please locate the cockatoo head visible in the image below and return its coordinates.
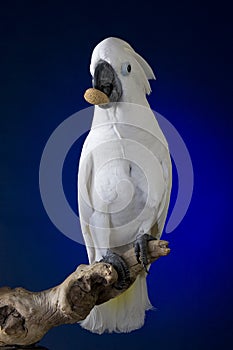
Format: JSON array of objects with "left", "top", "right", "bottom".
[{"left": 90, "top": 37, "right": 155, "bottom": 106}]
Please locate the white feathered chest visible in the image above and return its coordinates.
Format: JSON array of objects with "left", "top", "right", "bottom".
[{"left": 78, "top": 103, "right": 172, "bottom": 262}]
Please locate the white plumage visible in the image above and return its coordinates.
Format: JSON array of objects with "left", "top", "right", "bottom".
[{"left": 78, "top": 38, "right": 172, "bottom": 333}]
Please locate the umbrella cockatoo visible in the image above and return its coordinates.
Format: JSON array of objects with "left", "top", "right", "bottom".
[{"left": 78, "top": 37, "right": 172, "bottom": 333}]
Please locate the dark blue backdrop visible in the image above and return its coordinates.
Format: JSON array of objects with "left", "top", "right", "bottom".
[{"left": 0, "top": 1, "right": 232, "bottom": 349}]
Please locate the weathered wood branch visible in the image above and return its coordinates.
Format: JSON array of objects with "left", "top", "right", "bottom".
[{"left": 0, "top": 240, "right": 170, "bottom": 347}]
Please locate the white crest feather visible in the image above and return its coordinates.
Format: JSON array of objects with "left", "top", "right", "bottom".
[{"left": 125, "top": 48, "right": 156, "bottom": 80}]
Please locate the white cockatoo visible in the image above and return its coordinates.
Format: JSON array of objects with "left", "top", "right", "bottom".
[{"left": 78, "top": 37, "right": 172, "bottom": 334}]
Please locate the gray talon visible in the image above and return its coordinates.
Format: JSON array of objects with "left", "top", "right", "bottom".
[
  {"left": 100, "top": 250, "right": 130, "bottom": 290},
  {"left": 134, "top": 234, "right": 157, "bottom": 272}
]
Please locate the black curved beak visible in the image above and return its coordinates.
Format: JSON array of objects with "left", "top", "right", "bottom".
[{"left": 93, "top": 60, "right": 122, "bottom": 104}]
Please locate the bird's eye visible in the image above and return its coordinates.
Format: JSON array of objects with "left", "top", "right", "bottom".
[{"left": 121, "top": 62, "right": 131, "bottom": 76}]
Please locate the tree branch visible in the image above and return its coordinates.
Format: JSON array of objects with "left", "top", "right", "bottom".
[{"left": 0, "top": 240, "right": 170, "bottom": 348}]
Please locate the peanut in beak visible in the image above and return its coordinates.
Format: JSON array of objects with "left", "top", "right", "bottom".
[{"left": 84, "top": 88, "right": 110, "bottom": 105}]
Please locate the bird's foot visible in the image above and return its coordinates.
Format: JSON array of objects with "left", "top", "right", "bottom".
[
  {"left": 134, "top": 233, "right": 157, "bottom": 272},
  {"left": 100, "top": 250, "right": 130, "bottom": 290}
]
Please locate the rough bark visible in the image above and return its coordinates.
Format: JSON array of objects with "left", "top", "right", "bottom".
[{"left": 0, "top": 240, "right": 170, "bottom": 348}]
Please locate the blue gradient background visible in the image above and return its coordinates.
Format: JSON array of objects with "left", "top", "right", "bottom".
[{"left": 0, "top": 1, "right": 232, "bottom": 349}]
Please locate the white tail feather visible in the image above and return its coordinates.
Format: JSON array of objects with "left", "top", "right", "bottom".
[{"left": 80, "top": 273, "right": 152, "bottom": 334}]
